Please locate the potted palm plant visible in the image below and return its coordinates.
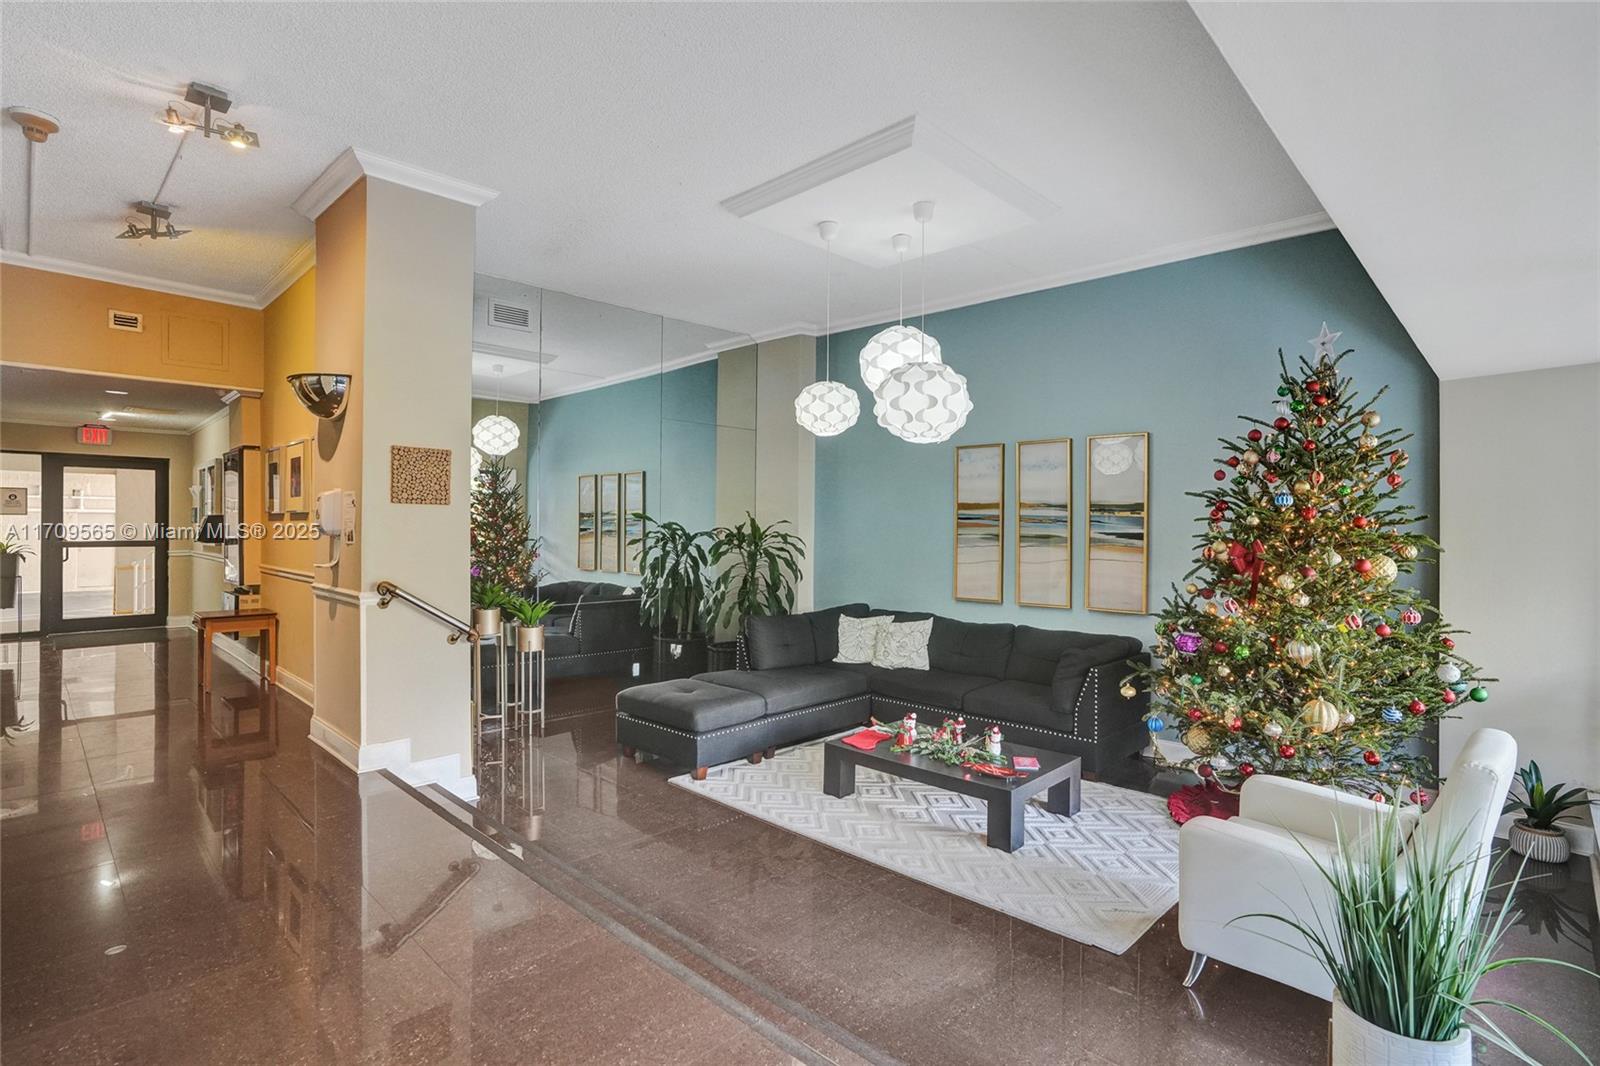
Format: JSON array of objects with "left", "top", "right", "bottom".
[
  {"left": 505, "top": 595, "right": 555, "bottom": 653},
  {"left": 1, "top": 537, "right": 32, "bottom": 611},
  {"left": 1242, "top": 805, "right": 1596, "bottom": 1066},
  {"left": 470, "top": 576, "right": 515, "bottom": 639},
  {"left": 704, "top": 513, "right": 806, "bottom": 672},
  {"left": 1503, "top": 760, "right": 1587, "bottom": 864},
  {"left": 634, "top": 514, "right": 711, "bottom": 680}
]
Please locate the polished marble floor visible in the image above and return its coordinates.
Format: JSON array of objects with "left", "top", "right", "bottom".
[{"left": 2, "top": 632, "right": 1597, "bottom": 1065}]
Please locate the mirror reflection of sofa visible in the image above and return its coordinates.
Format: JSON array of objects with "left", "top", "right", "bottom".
[{"left": 534, "top": 580, "right": 653, "bottom": 679}]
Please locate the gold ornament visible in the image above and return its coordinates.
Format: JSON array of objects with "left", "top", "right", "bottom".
[
  {"left": 1119, "top": 682, "right": 1137, "bottom": 700},
  {"left": 1274, "top": 572, "right": 1297, "bottom": 590},
  {"left": 1285, "top": 639, "right": 1319, "bottom": 667},
  {"left": 1214, "top": 663, "right": 1232, "bottom": 679},
  {"left": 1292, "top": 592, "right": 1312, "bottom": 607},
  {"left": 1324, "top": 549, "right": 1343, "bottom": 567},
  {"left": 1359, "top": 433, "right": 1379, "bottom": 450},
  {"left": 1210, "top": 540, "right": 1230, "bottom": 559},
  {"left": 1397, "top": 544, "right": 1419, "bottom": 561},
  {"left": 1293, "top": 479, "right": 1312, "bottom": 495},
  {"left": 1244, "top": 515, "right": 1260, "bottom": 527},
  {"left": 1186, "top": 582, "right": 1199, "bottom": 595},
  {"left": 1301, "top": 696, "right": 1341, "bottom": 735},
  {"left": 1370, "top": 555, "right": 1398, "bottom": 583},
  {"left": 1242, "top": 449, "right": 1260, "bottom": 465},
  {"left": 1361, "top": 411, "right": 1381, "bottom": 428},
  {"left": 1182, "top": 727, "right": 1214, "bottom": 756}
]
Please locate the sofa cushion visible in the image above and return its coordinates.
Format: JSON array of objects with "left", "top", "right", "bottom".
[
  {"left": 1004, "top": 628, "right": 1141, "bottom": 683},
  {"left": 617, "top": 679, "right": 766, "bottom": 733},
  {"left": 928, "top": 618, "right": 1015, "bottom": 679},
  {"left": 804, "top": 603, "right": 870, "bottom": 663},
  {"left": 963, "top": 679, "right": 1065, "bottom": 733},
  {"left": 835, "top": 615, "right": 891, "bottom": 664},
  {"left": 695, "top": 665, "right": 869, "bottom": 715},
  {"left": 536, "top": 581, "right": 588, "bottom": 606},
  {"left": 869, "top": 668, "right": 996, "bottom": 711},
  {"left": 872, "top": 618, "right": 932, "bottom": 670},
  {"left": 744, "top": 614, "right": 817, "bottom": 670},
  {"left": 1056, "top": 635, "right": 1144, "bottom": 677}
]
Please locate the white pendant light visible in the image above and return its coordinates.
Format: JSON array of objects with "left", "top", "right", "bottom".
[
  {"left": 472, "top": 364, "right": 521, "bottom": 456},
  {"left": 795, "top": 221, "right": 860, "bottom": 437},
  {"left": 877, "top": 201, "right": 970, "bottom": 443},
  {"left": 859, "top": 232, "right": 941, "bottom": 395}
]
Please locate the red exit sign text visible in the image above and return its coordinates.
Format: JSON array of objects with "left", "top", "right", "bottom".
[{"left": 77, "top": 423, "right": 113, "bottom": 446}]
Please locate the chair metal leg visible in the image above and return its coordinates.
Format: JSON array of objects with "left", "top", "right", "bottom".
[{"left": 1182, "top": 952, "right": 1208, "bottom": 988}]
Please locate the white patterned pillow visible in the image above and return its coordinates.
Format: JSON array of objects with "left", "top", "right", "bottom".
[
  {"left": 834, "top": 614, "right": 890, "bottom": 664},
  {"left": 871, "top": 618, "right": 932, "bottom": 670}
]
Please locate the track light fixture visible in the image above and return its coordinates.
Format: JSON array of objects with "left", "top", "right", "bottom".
[
  {"left": 158, "top": 82, "right": 261, "bottom": 149},
  {"left": 116, "top": 200, "right": 189, "bottom": 241}
]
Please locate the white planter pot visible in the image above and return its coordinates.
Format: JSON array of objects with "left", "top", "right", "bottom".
[
  {"left": 1508, "top": 819, "right": 1571, "bottom": 864},
  {"left": 1332, "top": 995, "right": 1471, "bottom": 1066}
]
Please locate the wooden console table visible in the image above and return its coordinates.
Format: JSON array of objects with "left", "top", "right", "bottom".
[{"left": 193, "top": 609, "right": 279, "bottom": 691}]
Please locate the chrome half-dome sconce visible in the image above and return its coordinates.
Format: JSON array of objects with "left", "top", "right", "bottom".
[
  {"left": 287, "top": 373, "right": 352, "bottom": 420},
  {"left": 794, "top": 220, "right": 860, "bottom": 437}
]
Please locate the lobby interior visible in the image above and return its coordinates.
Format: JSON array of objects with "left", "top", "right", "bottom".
[{"left": 2, "top": 4, "right": 1598, "bottom": 1065}]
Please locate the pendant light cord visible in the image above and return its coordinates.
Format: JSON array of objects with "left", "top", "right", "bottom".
[
  {"left": 919, "top": 218, "right": 927, "bottom": 355},
  {"left": 897, "top": 247, "right": 904, "bottom": 327},
  {"left": 824, "top": 233, "right": 832, "bottom": 380}
]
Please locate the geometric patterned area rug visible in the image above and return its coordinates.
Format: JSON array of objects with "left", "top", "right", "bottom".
[{"left": 670, "top": 739, "right": 1179, "bottom": 954}]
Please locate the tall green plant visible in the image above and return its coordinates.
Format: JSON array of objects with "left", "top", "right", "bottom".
[
  {"left": 1238, "top": 805, "right": 1596, "bottom": 1063},
  {"left": 633, "top": 514, "right": 711, "bottom": 637},
  {"left": 706, "top": 513, "right": 806, "bottom": 633}
]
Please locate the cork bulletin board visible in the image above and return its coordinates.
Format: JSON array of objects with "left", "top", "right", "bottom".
[{"left": 390, "top": 446, "right": 452, "bottom": 505}]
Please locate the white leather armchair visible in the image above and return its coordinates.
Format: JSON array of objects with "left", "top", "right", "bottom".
[{"left": 1178, "top": 728, "right": 1518, "bottom": 999}]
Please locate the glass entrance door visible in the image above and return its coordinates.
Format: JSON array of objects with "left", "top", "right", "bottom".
[{"left": 39, "top": 455, "right": 169, "bottom": 634}]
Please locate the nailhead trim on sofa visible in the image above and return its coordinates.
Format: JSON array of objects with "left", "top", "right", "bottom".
[{"left": 615, "top": 692, "right": 870, "bottom": 739}]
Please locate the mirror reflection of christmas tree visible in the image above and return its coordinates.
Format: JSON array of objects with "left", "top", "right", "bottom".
[
  {"left": 470, "top": 454, "right": 542, "bottom": 592},
  {"left": 1126, "top": 325, "right": 1490, "bottom": 796}
]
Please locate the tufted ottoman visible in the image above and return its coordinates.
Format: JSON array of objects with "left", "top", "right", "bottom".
[{"left": 615, "top": 678, "right": 770, "bottom": 779}]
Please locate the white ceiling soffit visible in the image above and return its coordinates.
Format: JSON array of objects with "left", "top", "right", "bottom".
[
  {"left": 1, "top": 3, "right": 1326, "bottom": 340},
  {"left": 723, "top": 116, "right": 1058, "bottom": 268},
  {"left": 1193, "top": 1, "right": 1600, "bottom": 381},
  {"left": 0, "top": 364, "right": 233, "bottom": 432}
]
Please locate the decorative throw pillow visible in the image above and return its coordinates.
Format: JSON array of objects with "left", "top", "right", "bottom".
[
  {"left": 835, "top": 614, "right": 891, "bottom": 664},
  {"left": 872, "top": 618, "right": 933, "bottom": 670}
]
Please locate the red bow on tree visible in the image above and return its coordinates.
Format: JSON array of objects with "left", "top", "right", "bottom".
[{"left": 1228, "top": 539, "right": 1267, "bottom": 605}]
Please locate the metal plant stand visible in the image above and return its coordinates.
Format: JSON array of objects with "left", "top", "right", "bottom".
[{"left": 509, "top": 623, "right": 546, "bottom": 740}]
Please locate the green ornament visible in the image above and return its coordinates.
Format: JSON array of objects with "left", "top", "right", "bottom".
[
  {"left": 1189, "top": 673, "right": 1205, "bottom": 686},
  {"left": 1232, "top": 476, "right": 1248, "bottom": 487},
  {"left": 1468, "top": 686, "right": 1489, "bottom": 703},
  {"left": 1337, "top": 485, "right": 1352, "bottom": 496},
  {"left": 1291, "top": 400, "right": 1307, "bottom": 413},
  {"left": 1232, "top": 644, "right": 1250, "bottom": 660},
  {"left": 1277, "top": 386, "right": 1290, "bottom": 397}
]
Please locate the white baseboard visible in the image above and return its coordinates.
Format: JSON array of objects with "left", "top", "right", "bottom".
[
  {"left": 308, "top": 715, "right": 361, "bottom": 770},
  {"left": 204, "top": 630, "right": 314, "bottom": 707},
  {"left": 166, "top": 615, "right": 193, "bottom": 629},
  {"left": 306, "top": 716, "right": 476, "bottom": 799}
]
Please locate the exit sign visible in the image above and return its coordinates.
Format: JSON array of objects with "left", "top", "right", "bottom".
[{"left": 77, "top": 423, "right": 113, "bottom": 446}]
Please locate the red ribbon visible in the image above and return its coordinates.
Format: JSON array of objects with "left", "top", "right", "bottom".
[{"left": 1228, "top": 539, "right": 1267, "bottom": 605}]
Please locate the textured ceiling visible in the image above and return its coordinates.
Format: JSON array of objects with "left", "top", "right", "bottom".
[
  {"left": 1195, "top": 2, "right": 1599, "bottom": 379},
  {"left": 0, "top": 365, "right": 231, "bottom": 432},
  {"left": 0, "top": 2, "right": 1325, "bottom": 342}
]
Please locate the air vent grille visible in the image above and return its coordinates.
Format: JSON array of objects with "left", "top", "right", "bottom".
[
  {"left": 488, "top": 300, "right": 532, "bottom": 332},
  {"left": 108, "top": 309, "right": 144, "bottom": 333}
]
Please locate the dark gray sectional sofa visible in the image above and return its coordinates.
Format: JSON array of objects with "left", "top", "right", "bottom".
[
  {"left": 615, "top": 603, "right": 1150, "bottom": 778},
  {"left": 534, "top": 580, "right": 653, "bottom": 679}
]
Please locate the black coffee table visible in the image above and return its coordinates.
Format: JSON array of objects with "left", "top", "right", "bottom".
[{"left": 822, "top": 734, "right": 1081, "bottom": 852}]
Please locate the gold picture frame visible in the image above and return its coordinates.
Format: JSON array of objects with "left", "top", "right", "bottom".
[
  {"left": 283, "top": 439, "right": 311, "bottom": 514},
  {"left": 622, "top": 471, "right": 645, "bottom": 575},
  {"left": 265, "top": 445, "right": 284, "bottom": 515},
  {"left": 1085, "top": 432, "right": 1149, "bottom": 614},
  {"left": 954, "top": 443, "right": 1005, "bottom": 604},
  {"left": 1015, "top": 438, "right": 1072, "bottom": 609},
  {"left": 577, "top": 474, "right": 598, "bottom": 572},
  {"left": 598, "top": 473, "right": 621, "bottom": 572}
]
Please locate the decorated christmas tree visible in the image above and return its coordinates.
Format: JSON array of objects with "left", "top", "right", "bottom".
[
  {"left": 1128, "top": 325, "right": 1489, "bottom": 796},
  {"left": 470, "top": 455, "right": 540, "bottom": 591}
]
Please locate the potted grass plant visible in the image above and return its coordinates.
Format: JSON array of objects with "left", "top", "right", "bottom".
[
  {"left": 505, "top": 595, "right": 555, "bottom": 654},
  {"left": 1241, "top": 804, "right": 1596, "bottom": 1066},
  {"left": 470, "top": 576, "right": 516, "bottom": 639},
  {"left": 1503, "top": 760, "right": 1587, "bottom": 864},
  {"left": 633, "top": 514, "right": 712, "bottom": 679},
  {"left": 704, "top": 513, "right": 806, "bottom": 672},
  {"left": 1, "top": 538, "right": 32, "bottom": 611}
]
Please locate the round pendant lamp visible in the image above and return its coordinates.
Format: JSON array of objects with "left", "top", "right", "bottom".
[
  {"left": 859, "top": 232, "right": 942, "bottom": 395},
  {"left": 472, "top": 364, "right": 521, "bottom": 456},
  {"left": 795, "top": 221, "right": 860, "bottom": 437},
  {"left": 878, "top": 201, "right": 970, "bottom": 443}
]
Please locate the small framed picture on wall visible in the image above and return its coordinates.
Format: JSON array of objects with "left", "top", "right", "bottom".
[
  {"left": 622, "top": 471, "right": 645, "bottom": 575},
  {"left": 577, "top": 475, "right": 598, "bottom": 571},
  {"left": 599, "top": 473, "right": 621, "bottom": 572},
  {"left": 1016, "top": 438, "right": 1072, "bottom": 608},
  {"left": 1085, "top": 432, "right": 1149, "bottom": 614},
  {"left": 283, "top": 439, "right": 311, "bottom": 514},
  {"left": 954, "top": 443, "right": 1005, "bottom": 603}
]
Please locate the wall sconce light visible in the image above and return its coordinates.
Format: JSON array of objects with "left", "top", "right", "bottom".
[{"left": 287, "top": 373, "right": 352, "bottom": 419}]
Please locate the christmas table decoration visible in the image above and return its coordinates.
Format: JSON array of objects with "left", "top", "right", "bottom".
[{"left": 870, "top": 716, "right": 1007, "bottom": 768}]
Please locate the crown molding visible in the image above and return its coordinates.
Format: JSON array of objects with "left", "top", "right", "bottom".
[
  {"left": 255, "top": 240, "right": 315, "bottom": 307},
  {"left": 721, "top": 117, "right": 918, "bottom": 218},
  {"left": 293, "top": 147, "right": 499, "bottom": 221},
  {"left": 533, "top": 349, "right": 723, "bottom": 402},
  {"left": 0, "top": 250, "right": 260, "bottom": 308}
]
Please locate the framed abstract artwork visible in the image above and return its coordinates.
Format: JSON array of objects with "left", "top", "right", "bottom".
[
  {"left": 577, "top": 474, "right": 598, "bottom": 572},
  {"left": 283, "top": 439, "right": 311, "bottom": 513},
  {"left": 1086, "top": 432, "right": 1149, "bottom": 614},
  {"left": 599, "top": 473, "right": 621, "bottom": 572},
  {"left": 954, "top": 443, "right": 1004, "bottom": 603},
  {"left": 1016, "top": 438, "right": 1072, "bottom": 608},
  {"left": 622, "top": 471, "right": 645, "bottom": 575},
  {"left": 265, "top": 445, "right": 284, "bottom": 515}
]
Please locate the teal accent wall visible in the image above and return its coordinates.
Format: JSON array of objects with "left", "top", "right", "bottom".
[
  {"left": 529, "top": 360, "right": 719, "bottom": 584},
  {"left": 814, "top": 231, "right": 1439, "bottom": 639}
]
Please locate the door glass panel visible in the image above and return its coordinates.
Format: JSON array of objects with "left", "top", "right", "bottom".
[
  {"left": 63, "top": 466, "right": 156, "bottom": 540},
  {"left": 1, "top": 452, "right": 42, "bottom": 633},
  {"left": 62, "top": 546, "right": 157, "bottom": 619}
]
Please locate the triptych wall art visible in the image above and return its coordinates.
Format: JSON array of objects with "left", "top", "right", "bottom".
[
  {"left": 951, "top": 432, "right": 1147, "bottom": 613},
  {"left": 577, "top": 471, "right": 645, "bottom": 574}
]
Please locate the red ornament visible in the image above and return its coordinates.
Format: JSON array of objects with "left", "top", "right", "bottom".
[
  {"left": 1311, "top": 471, "right": 1325, "bottom": 485},
  {"left": 1313, "top": 394, "right": 1329, "bottom": 407},
  {"left": 1212, "top": 641, "right": 1228, "bottom": 654},
  {"left": 1354, "top": 558, "right": 1374, "bottom": 574},
  {"left": 1200, "top": 588, "right": 1215, "bottom": 600},
  {"left": 1389, "top": 450, "right": 1404, "bottom": 466},
  {"left": 1352, "top": 515, "right": 1370, "bottom": 529},
  {"left": 1306, "top": 379, "right": 1321, "bottom": 393},
  {"left": 1400, "top": 608, "right": 1423, "bottom": 626},
  {"left": 1363, "top": 750, "right": 1381, "bottom": 766},
  {"left": 1442, "top": 637, "right": 1456, "bottom": 651},
  {"left": 1302, "top": 440, "right": 1317, "bottom": 452},
  {"left": 1247, "top": 429, "right": 1263, "bottom": 443},
  {"left": 1187, "top": 707, "right": 1205, "bottom": 721},
  {"left": 1299, "top": 506, "right": 1318, "bottom": 521},
  {"left": 1273, "top": 417, "right": 1291, "bottom": 431},
  {"left": 1228, "top": 716, "right": 1244, "bottom": 732},
  {"left": 1278, "top": 744, "right": 1297, "bottom": 759},
  {"left": 1226, "top": 456, "right": 1240, "bottom": 468},
  {"left": 1209, "top": 508, "right": 1224, "bottom": 521},
  {"left": 1314, "top": 416, "right": 1327, "bottom": 428},
  {"left": 1213, "top": 469, "right": 1227, "bottom": 482},
  {"left": 1239, "top": 762, "right": 1256, "bottom": 777},
  {"left": 1442, "top": 689, "right": 1458, "bottom": 705},
  {"left": 1375, "top": 623, "right": 1393, "bottom": 638},
  {"left": 1409, "top": 789, "right": 1428, "bottom": 805},
  {"left": 1263, "top": 472, "right": 1279, "bottom": 484},
  {"left": 1387, "top": 473, "right": 1403, "bottom": 489},
  {"left": 1345, "top": 613, "right": 1364, "bottom": 629},
  {"left": 1300, "top": 565, "right": 1317, "bottom": 579},
  {"left": 1372, "top": 793, "right": 1388, "bottom": 804},
  {"left": 1198, "top": 763, "right": 1215, "bottom": 779},
  {"left": 1408, "top": 699, "right": 1427, "bottom": 716},
  {"left": 1214, "top": 499, "right": 1229, "bottom": 510}
]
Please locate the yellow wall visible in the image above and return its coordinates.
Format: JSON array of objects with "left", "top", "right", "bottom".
[
  {"left": 188, "top": 409, "right": 232, "bottom": 614},
  {"left": 0, "top": 265, "right": 264, "bottom": 391},
  {"left": 0, "top": 420, "right": 198, "bottom": 619},
  {"left": 259, "top": 269, "right": 318, "bottom": 688}
]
